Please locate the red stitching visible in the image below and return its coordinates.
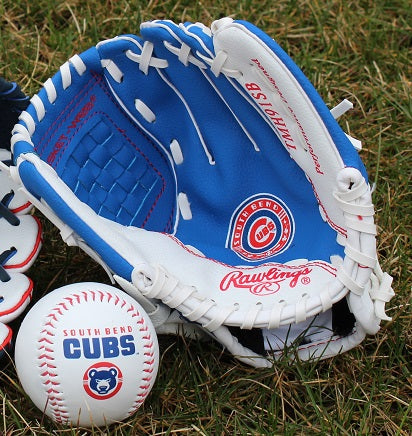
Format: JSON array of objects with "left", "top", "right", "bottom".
[
  {"left": 57, "top": 302, "right": 68, "bottom": 311},
  {"left": 307, "top": 176, "right": 347, "bottom": 237},
  {"left": 38, "top": 353, "right": 54, "bottom": 360},
  {"left": 38, "top": 74, "right": 170, "bottom": 231},
  {"left": 44, "top": 380, "right": 59, "bottom": 386},
  {"left": 63, "top": 296, "right": 74, "bottom": 305},
  {"left": 3, "top": 216, "right": 42, "bottom": 271},
  {"left": 46, "top": 388, "right": 60, "bottom": 394},
  {"left": 10, "top": 201, "right": 32, "bottom": 214},
  {"left": 50, "top": 307, "right": 61, "bottom": 315},
  {"left": 36, "top": 75, "right": 98, "bottom": 158},
  {"left": 39, "top": 361, "right": 56, "bottom": 368},
  {"left": 38, "top": 288, "right": 157, "bottom": 422},
  {"left": 93, "top": 71, "right": 170, "bottom": 229}
]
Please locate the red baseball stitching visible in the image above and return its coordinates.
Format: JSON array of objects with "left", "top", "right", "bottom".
[{"left": 37, "top": 288, "right": 157, "bottom": 424}]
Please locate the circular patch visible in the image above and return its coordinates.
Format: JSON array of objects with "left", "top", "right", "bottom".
[
  {"left": 83, "top": 361, "right": 123, "bottom": 400},
  {"left": 227, "top": 194, "right": 294, "bottom": 261}
]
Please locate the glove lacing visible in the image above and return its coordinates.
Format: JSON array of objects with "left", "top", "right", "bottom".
[
  {"left": 0, "top": 185, "right": 19, "bottom": 281},
  {"left": 0, "top": 249, "right": 13, "bottom": 283},
  {"left": 333, "top": 168, "right": 394, "bottom": 332},
  {"left": 11, "top": 34, "right": 394, "bottom": 336},
  {"left": 129, "top": 167, "right": 394, "bottom": 335},
  {"left": 132, "top": 263, "right": 238, "bottom": 332}
]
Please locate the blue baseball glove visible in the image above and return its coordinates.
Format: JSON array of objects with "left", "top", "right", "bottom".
[{"left": 11, "top": 18, "right": 393, "bottom": 367}]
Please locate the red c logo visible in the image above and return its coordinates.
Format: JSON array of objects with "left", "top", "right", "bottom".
[{"left": 248, "top": 217, "right": 276, "bottom": 249}]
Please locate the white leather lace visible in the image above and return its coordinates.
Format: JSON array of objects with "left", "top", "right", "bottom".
[
  {"left": 10, "top": 30, "right": 394, "bottom": 337},
  {"left": 128, "top": 166, "right": 394, "bottom": 333}
]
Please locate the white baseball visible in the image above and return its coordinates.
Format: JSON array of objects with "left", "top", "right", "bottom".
[{"left": 15, "top": 282, "right": 159, "bottom": 427}]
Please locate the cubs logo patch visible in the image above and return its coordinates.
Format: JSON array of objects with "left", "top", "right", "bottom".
[
  {"left": 83, "top": 361, "right": 123, "bottom": 400},
  {"left": 227, "top": 193, "right": 294, "bottom": 261}
]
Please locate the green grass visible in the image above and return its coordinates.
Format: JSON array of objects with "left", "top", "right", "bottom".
[{"left": 1, "top": 0, "right": 411, "bottom": 434}]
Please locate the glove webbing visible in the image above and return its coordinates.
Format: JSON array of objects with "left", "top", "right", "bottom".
[{"left": 11, "top": 31, "right": 394, "bottom": 334}]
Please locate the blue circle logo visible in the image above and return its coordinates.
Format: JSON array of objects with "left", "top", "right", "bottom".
[{"left": 227, "top": 194, "right": 295, "bottom": 261}]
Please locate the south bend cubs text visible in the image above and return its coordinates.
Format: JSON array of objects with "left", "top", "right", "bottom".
[{"left": 62, "top": 325, "right": 136, "bottom": 359}]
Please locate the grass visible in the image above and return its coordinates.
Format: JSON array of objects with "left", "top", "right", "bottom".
[{"left": 0, "top": 0, "right": 411, "bottom": 434}]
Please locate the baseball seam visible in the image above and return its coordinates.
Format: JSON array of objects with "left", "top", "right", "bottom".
[{"left": 37, "top": 288, "right": 156, "bottom": 424}]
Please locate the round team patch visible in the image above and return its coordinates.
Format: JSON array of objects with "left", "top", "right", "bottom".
[
  {"left": 83, "top": 361, "right": 123, "bottom": 400},
  {"left": 227, "top": 194, "right": 295, "bottom": 261}
]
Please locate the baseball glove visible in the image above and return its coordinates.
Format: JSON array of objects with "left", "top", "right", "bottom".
[
  {"left": 0, "top": 77, "right": 42, "bottom": 358},
  {"left": 11, "top": 18, "right": 394, "bottom": 367}
]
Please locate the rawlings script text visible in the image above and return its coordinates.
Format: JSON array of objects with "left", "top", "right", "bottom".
[
  {"left": 220, "top": 266, "right": 312, "bottom": 296},
  {"left": 47, "top": 94, "right": 96, "bottom": 165}
]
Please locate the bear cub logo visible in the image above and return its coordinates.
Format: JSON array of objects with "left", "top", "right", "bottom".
[
  {"left": 83, "top": 362, "right": 123, "bottom": 400},
  {"left": 89, "top": 367, "right": 118, "bottom": 395}
]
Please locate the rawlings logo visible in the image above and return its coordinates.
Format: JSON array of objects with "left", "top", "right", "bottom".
[
  {"left": 47, "top": 94, "right": 96, "bottom": 165},
  {"left": 220, "top": 266, "right": 312, "bottom": 295},
  {"left": 227, "top": 193, "right": 294, "bottom": 261}
]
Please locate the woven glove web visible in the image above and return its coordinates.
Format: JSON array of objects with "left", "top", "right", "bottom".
[{"left": 12, "top": 19, "right": 393, "bottom": 366}]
